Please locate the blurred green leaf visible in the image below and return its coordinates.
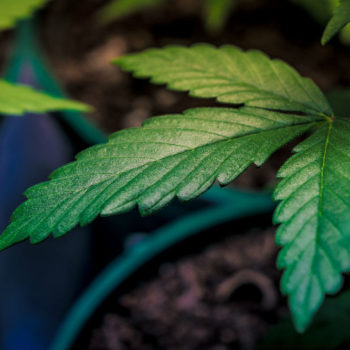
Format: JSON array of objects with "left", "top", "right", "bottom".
[
  {"left": 322, "top": 0, "right": 350, "bottom": 44},
  {"left": 203, "top": 0, "right": 236, "bottom": 34},
  {"left": 0, "top": 79, "right": 90, "bottom": 116},
  {"left": 96, "top": 0, "right": 165, "bottom": 25},
  {"left": 0, "top": 0, "right": 48, "bottom": 30}
]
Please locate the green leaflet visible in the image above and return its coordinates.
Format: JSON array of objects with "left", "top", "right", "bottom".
[
  {"left": 259, "top": 290, "right": 350, "bottom": 350},
  {"left": 203, "top": 0, "right": 236, "bottom": 34},
  {"left": 0, "top": 80, "right": 90, "bottom": 115},
  {"left": 0, "top": 107, "right": 318, "bottom": 250},
  {"left": 322, "top": 0, "right": 350, "bottom": 44},
  {"left": 0, "top": 0, "right": 48, "bottom": 30},
  {"left": 114, "top": 44, "right": 332, "bottom": 116},
  {"left": 96, "top": 0, "right": 164, "bottom": 25},
  {"left": 274, "top": 118, "right": 350, "bottom": 332},
  {"left": 97, "top": 0, "right": 235, "bottom": 34}
]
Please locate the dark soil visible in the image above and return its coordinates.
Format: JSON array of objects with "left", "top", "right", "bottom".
[{"left": 88, "top": 227, "right": 279, "bottom": 350}]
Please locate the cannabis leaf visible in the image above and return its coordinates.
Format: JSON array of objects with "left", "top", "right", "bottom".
[
  {"left": 115, "top": 44, "right": 331, "bottom": 116},
  {"left": 203, "top": 0, "right": 236, "bottom": 34},
  {"left": 0, "top": 0, "right": 48, "bottom": 30},
  {"left": 96, "top": 0, "right": 164, "bottom": 25},
  {"left": 274, "top": 118, "right": 350, "bottom": 332},
  {"left": 322, "top": 0, "right": 350, "bottom": 44},
  {"left": 0, "top": 107, "right": 317, "bottom": 250},
  {"left": 0, "top": 80, "right": 90, "bottom": 115}
]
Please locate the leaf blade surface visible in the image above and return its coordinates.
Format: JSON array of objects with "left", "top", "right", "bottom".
[
  {"left": 115, "top": 44, "right": 332, "bottom": 116},
  {"left": 322, "top": 0, "right": 350, "bottom": 44},
  {"left": 0, "top": 107, "right": 318, "bottom": 250},
  {"left": 274, "top": 118, "right": 350, "bottom": 331}
]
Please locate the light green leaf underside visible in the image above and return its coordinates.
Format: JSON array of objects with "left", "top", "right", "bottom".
[
  {"left": 0, "top": 0, "right": 48, "bottom": 30},
  {"left": 322, "top": 0, "right": 350, "bottom": 44},
  {"left": 96, "top": 0, "right": 164, "bottom": 24},
  {"left": 203, "top": 0, "right": 236, "bottom": 34},
  {"left": 0, "top": 80, "right": 90, "bottom": 116},
  {"left": 0, "top": 107, "right": 318, "bottom": 250},
  {"left": 115, "top": 44, "right": 332, "bottom": 116},
  {"left": 274, "top": 118, "right": 350, "bottom": 332}
]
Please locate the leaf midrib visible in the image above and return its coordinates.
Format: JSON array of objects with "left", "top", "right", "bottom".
[
  {"left": 304, "top": 121, "right": 334, "bottom": 301},
  {"left": 317, "top": 122, "right": 333, "bottom": 222},
  {"left": 48, "top": 119, "right": 322, "bottom": 188},
  {"left": 25, "top": 118, "right": 323, "bottom": 222}
]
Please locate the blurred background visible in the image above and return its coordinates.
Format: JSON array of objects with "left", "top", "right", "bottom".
[{"left": 1, "top": 0, "right": 350, "bottom": 349}]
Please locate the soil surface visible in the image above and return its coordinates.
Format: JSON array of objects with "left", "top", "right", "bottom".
[{"left": 88, "top": 227, "right": 279, "bottom": 350}]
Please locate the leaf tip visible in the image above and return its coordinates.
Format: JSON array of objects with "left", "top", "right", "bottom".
[{"left": 321, "top": 33, "right": 329, "bottom": 46}]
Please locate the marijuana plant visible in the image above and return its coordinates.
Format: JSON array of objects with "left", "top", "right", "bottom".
[
  {"left": 202, "top": 0, "right": 235, "bottom": 33},
  {"left": 1, "top": 43, "right": 349, "bottom": 333}
]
